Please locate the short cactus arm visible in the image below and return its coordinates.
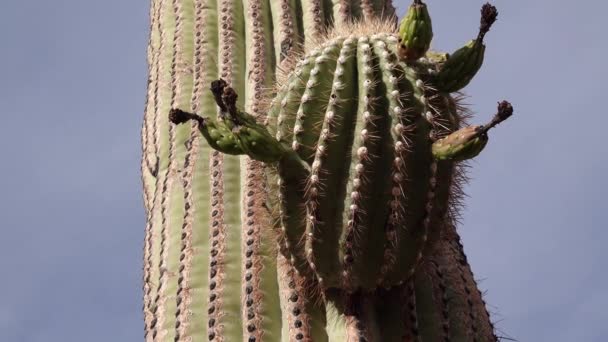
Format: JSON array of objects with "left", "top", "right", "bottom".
[
  {"left": 169, "top": 80, "right": 312, "bottom": 174},
  {"left": 432, "top": 101, "right": 514, "bottom": 161},
  {"left": 434, "top": 3, "right": 499, "bottom": 92}
]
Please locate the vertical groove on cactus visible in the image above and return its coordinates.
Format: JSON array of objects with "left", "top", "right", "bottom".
[
  {"left": 173, "top": 0, "right": 218, "bottom": 339},
  {"left": 154, "top": 0, "right": 196, "bottom": 339},
  {"left": 208, "top": 150, "right": 227, "bottom": 341},
  {"left": 270, "top": 0, "right": 301, "bottom": 66},
  {"left": 214, "top": 0, "right": 247, "bottom": 340},
  {"left": 141, "top": 0, "right": 158, "bottom": 327},
  {"left": 373, "top": 37, "right": 422, "bottom": 286},
  {"left": 342, "top": 37, "right": 390, "bottom": 290},
  {"left": 150, "top": 0, "right": 178, "bottom": 339},
  {"left": 306, "top": 38, "right": 358, "bottom": 289},
  {"left": 143, "top": 0, "right": 164, "bottom": 337},
  {"left": 277, "top": 253, "right": 329, "bottom": 342},
  {"left": 301, "top": 0, "right": 325, "bottom": 48},
  {"left": 242, "top": 0, "right": 283, "bottom": 340},
  {"left": 330, "top": 0, "right": 351, "bottom": 29},
  {"left": 143, "top": 1, "right": 160, "bottom": 179},
  {"left": 401, "top": 280, "right": 420, "bottom": 340}
]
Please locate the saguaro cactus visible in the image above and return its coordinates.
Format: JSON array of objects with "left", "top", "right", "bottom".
[{"left": 142, "top": 0, "right": 510, "bottom": 341}]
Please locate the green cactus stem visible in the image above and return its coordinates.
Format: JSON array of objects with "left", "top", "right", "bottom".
[
  {"left": 432, "top": 100, "right": 514, "bottom": 161},
  {"left": 435, "top": 3, "right": 499, "bottom": 92},
  {"left": 398, "top": 0, "right": 433, "bottom": 62}
]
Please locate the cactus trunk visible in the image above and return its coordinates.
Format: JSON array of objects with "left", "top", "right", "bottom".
[{"left": 142, "top": 0, "right": 505, "bottom": 341}]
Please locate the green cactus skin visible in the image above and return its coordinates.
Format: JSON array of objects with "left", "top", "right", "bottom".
[
  {"left": 142, "top": 0, "right": 507, "bottom": 340},
  {"left": 398, "top": 0, "right": 433, "bottom": 61}
]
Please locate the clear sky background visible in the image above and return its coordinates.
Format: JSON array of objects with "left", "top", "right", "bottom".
[{"left": 0, "top": 0, "right": 606, "bottom": 341}]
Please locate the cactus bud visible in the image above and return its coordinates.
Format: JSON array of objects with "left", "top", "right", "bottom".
[
  {"left": 432, "top": 125, "right": 488, "bottom": 161},
  {"left": 398, "top": 0, "right": 433, "bottom": 62},
  {"left": 432, "top": 100, "right": 513, "bottom": 161},
  {"left": 435, "top": 3, "right": 498, "bottom": 92}
]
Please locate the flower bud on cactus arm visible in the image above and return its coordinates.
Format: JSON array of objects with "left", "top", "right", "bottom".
[
  {"left": 432, "top": 101, "right": 514, "bottom": 161},
  {"left": 435, "top": 3, "right": 499, "bottom": 92},
  {"left": 170, "top": 80, "right": 291, "bottom": 163},
  {"left": 398, "top": 0, "right": 433, "bottom": 62}
]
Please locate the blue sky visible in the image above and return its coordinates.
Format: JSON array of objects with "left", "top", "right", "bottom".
[{"left": 0, "top": 0, "right": 606, "bottom": 341}]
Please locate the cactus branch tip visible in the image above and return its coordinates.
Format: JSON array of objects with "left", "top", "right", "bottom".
[
  {"left": 478, "top": 3, "right": 499, "bottom": 43},
  {"left": 479, "top": 100, "right": 514, "bottom": 135},
  {"left": 210, "top": 78, "right": 229, "bottom": 112},
  {"left": 169, "top": 108, "right": 202, "bottom": 126}
]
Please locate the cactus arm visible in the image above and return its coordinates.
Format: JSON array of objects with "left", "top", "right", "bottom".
[
  {"left": 435, "top": 3, "right": 498, "bottom": 93},
  {"left": 432, "top": 101, "right": 514, "bottom": 161},
  {"left": 169, "top": 109, "right": 244, "bottom": 155}
]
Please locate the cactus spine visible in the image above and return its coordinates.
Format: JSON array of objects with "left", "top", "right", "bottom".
[{"left": 143, "top": 0, "right": 511, "bottom": 340}]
